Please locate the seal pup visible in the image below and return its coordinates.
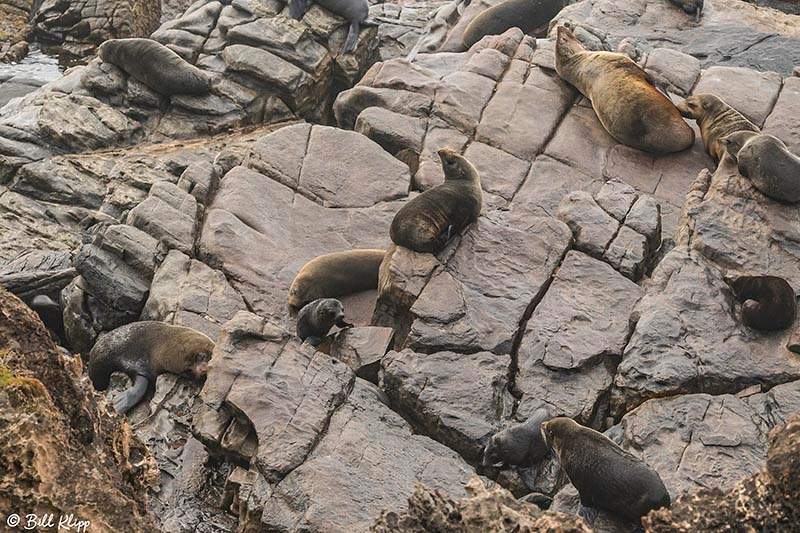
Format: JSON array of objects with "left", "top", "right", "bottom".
[
  {"left": 289, "top": 249, "right": 387, "bottom": 310},
  {"left": 721, "top": 132, "right": 800, "bottom": 203},
  {"left": 288, "top": 0, "right": 376, "bottom": 53},
  {"left": 668, "top": 0, "right": 703, "bottom": 22},
  {"left": 541, "top": 417, "right": 671, "bottom": 523},
  {"left": 390, "top": 148, "right": 482, "bottom": 254},
  {"left": 98, "top": 38, "right": 211, "bottom": 95},
  {"left": 726, "top": 275, "right": 797, "bottom": 331},
  {"left": 482, "top": 407, "right": 551, "bottom": 468},
  {"left": 554, "top": 26, "right": 694, "bottom": 154},
  {"left": 296, "top": 298, "right": 354, "bottom": 346},
  {"left": 88, "top": 321, "right": 215, "bottom": 414},
  {"left": 462, "top": 0, "right": 569, "bottom": 49},
  {"left": 676, "top": 93, "right": 760, "bottom": 163}
]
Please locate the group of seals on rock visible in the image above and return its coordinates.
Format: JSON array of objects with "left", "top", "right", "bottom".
[
  {"left": 288, "top": 0, "right": 375, "bottom": 53},
  {"left": 462, "top": 0, "right": 569, "bottom": 49}
]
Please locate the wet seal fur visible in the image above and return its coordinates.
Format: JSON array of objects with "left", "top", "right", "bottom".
[
  {"left": 541, "top": 417, "right": 671, "bottom": 523},
  {"left": 289, "top": 249, "right": 387, "bottom": 309},
  {"left": 676, "top": 93, "right": 760, "bottom": 163},
  {"left": 721, "top": 131, "right": 800, "bottom": 203},
  {"left": 98, "top": 38, "right": 211, "bottom": 95},
  {"left": 390, "top": 148, "right": 482, "bottom": 254},
  {"left": 462, "top": 0, "right": 569, "bottom": 49},
  {"left": 555, "top": 26, "right": 694, "bottom": 154},
  {"left": 88, "top": 321, "right": 214, "bottom": 414},
  {"left": 482, "top": 407, "right": 551, "bottom": 468},
  {"left": 726, "top": 275, "right": 797, "bottom": 331},
  {"left": 288, "top": 0, "right": 376, "bottom": 53},
  {"left": 296, "top": 298, "right": 353, "bottom": 346},
  {"left": 668, "top": 0, "right": 703, "bottom": 22}
]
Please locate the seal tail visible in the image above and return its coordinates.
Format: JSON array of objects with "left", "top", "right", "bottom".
[
  {"left": 288, "top": 0, "right": 306, "bottom": 20},
  {"left": 343, "top": 21, "right": 360, "bottom": 54}
]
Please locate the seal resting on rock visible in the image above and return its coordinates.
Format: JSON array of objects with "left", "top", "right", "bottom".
[
  {"left": 390, "top": 148, "right": 482, "bottom": 254},
  {"left": 541, "top": 417, "right": 671, "bottom": 524},
  {"left": 462, "top": 0, "right": 569, "bottom": 49},
  {"left": 88, "top": 321, "right": 215, "bottom": 414},
  {"left": 296, "top": 298, "right": 353, "bottom": 346},
  {"left": 668, "top": 0, "right": 703, "bottom": 22},
  {"left": 721, "top": 131, "right": 800, "bottom": 203},
  {"left": 98, "top": 38, "right": 211, "bottom": 95},
  {"left": 482, "top": 407, "right": 551, "bottom": 468},
  {"left": 726, "top": 275, "right": 797, "bottom": 331},
  {"left": 288, "top": 0, "right": 375, "bottom": 53},
  {"left": 554, "top": 26, "right": 694, "bottom": 154},
  {"left": 289, "top": 249, "right": 387, "bottom": 310},
  {"left": 676, "top": 93, "right": 760, "bottom": 163}
]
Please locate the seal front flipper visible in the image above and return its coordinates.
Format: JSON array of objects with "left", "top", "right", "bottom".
[
  {"left": 343, "top": 20, "right": 360, "bottom": 54},
  {"left": 335, "top": 318, "right": 354, "bottom": 329},
  {"left": 114, "top": 374, "right": 149, "bottom": 414},
  {"left": 288, "top": 0, "right": 307, "bottom": 20}
]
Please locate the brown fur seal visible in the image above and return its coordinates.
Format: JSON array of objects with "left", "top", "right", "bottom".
[
  {"left": 462, "top": 0, "right": 569, "bottom": 49},
  {"left": 726, "top": 275, "right": 797, "bottom": 331},
  {"left": 288, "top": 0, "right": 375, "bottom": 53},
  {"left": 541, "top": 417, "right": 671, "bottom": 523},
  {"left": 676, "top": 93, "right": 760, "bottom": 163},
  {"left": 288, "top": 249, "right": 387, "bottom": 309},
  {"left": 296, "top": 298, "right": 353, "bottom": 346},
  {"left": 390, "top": 148, "right": 482, "bottom": 253},
  {"left": 88, "top": 321, "right": 214, "bottom": 414},
  {"left": 482, "top": 407, "right": 551, "bottom": 467},
  {"left": 554, "top": 26, "right": 694, "bottom": 154},
  {"left": 668, "top": 0, "right": 703, "bottom": 22},
  {"left": 98, "top": 38, "right": 211, "bottom": 95},
  {"left": 721, "top": 132, "right": 800, "bottom": 203}
]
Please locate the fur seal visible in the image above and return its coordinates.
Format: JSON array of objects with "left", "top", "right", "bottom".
[
  {"left": 726, "top": 275, "right": 797, "bottom": 331},
  {"left": 555, "top": 26, "right": 694, "bottom": 154},
  {"left": 676, "top": 93, "right": 760, "bottom": 163},
  {"left": 720, "top": 132, "right": 800, "bottom": 203},
  {"left": 88, "top": 321, "right": 214, "bottom": 414},
  {"left": 541, "top": 417, "right": 671, "bottom": 523},
  {"left": 668, "top": 0, "right": 703, "bottom": 22},
  {"left": 390, "top": 148, "right": 482, "bottom": 254},
  {"left": 288, "top": 0, "right": 375, "bottom": 54},
  {"left": 98, "top": 38, "right": 211, "bottom": 95},
  {"left": 482, "top": 407, "right": 551, "bottom": 468},
  {"left": 288, "top": 249, "right": 387, "bottom": 310},
  {"left": 296, "top": 298, "right": 353, "bottom": 346},
  {"left": 462, "top": 0, "right": 569, "bottom": 49}
]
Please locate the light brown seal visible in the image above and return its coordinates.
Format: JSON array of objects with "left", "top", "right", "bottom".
[
  {"left": 676, "top": 93, "right": 760, "bottom": 163},
  {"left": 462, "top": 0, "right": 569, "bottom": 49},
  {"left": 721, "top": 131, "right": 800, "bottom": 203}
]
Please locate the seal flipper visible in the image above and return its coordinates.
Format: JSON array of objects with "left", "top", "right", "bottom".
[
  {"left": 288, "top": 0, "right": 307, "bottom": 20},
  {"left": 361, "top": 18, "right": 379, "bottom": 27},
  {"left": 114, "top": 374, "right": 149, "bottom": 414},
  {"left": 343, "top": 20, "right": 360, "bottom": 54},
  {"left": 305, "top": 336, "right": 323, "bottom": 347},
  {"left": 335, "top": 318, "right": 354, "bottom": 329},
  {"left": 578, "top": 505, "right": 599, "bottom": 525}
]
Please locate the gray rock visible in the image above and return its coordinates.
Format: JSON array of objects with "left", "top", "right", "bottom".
[
  {"left": 693, "top": 66, "right": 782, "bottom": 127},
  {"left": 763, "top": 76, "right": 800, "bottom": 154},
  {"left": 127, "top": 181, "right": 199, "bottom": 255},
  {"left": 644, "top": 48, "right": 700, "bottom": 96},
  {"left": 329, "top": 326, "right": 394, "bottom": 383},
  {"left": 556, "top": 191, "right": 619, "bottom": 258}
]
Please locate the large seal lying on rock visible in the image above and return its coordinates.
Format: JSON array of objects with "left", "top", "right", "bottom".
[
  {"left": 726, "top": 275, "right": 797, "bottom": 331},
  {"left": 668, "top": 0, "right": 703, "bottom": 22},
  {"left": 721, "top": 131, "right": 800, "bottom": 203},
  {"left": 289, "top": 249, "right": 387, "bottom": 309},
  {"left": 482, "top": 407, "right": 551, "bottom": 468},
  {"left": 98, "top": 38, "right": 212, "bottom": 95},
  {"left": 390, "top": 148, "right": 482, "bottom": 254},
  {"left": 289, "top": 0, "right": 374, "bottom": 53},
  {"left": 676, "top": 93, "right": 760, "bottom": 163},
  {"left": 462, "top": 0, "right": 569, "bottom": 49},
  {"left": 88, "top": 321, "right": 215, "bottom": 414},
  {"left": 541, "top": 417, "right": 671, "bottom": 523},
  {"left": 554, "top": 26, "right": 694, "bottom": 154},
  {"left": 296, "top": 298, "right": 353, "bottom": 346}
]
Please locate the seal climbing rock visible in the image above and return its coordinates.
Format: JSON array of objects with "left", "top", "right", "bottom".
[
  {"left": 721, "top": 132, "right": 800, "bottom": 203},
  {"left": 296, "top": 298, "right": 354, "bottom": 346},
  {"left": 726, "top": 275, "right": 797, "bottom": 331},
  {"left": 462, "top": 0, "right": 569, "bottom": 49},
  {"left": 676, "top": 93, "right": 760, "bottom": 163},
  {"left": 554, "top": 25, "right": 695, "bottom": 154}
]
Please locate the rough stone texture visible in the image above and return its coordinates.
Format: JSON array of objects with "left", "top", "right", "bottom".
[
  {"left": 692, "top": 66, "right": 782, "bottom": 126},
  {"left": 330, "top": 325, "right": 394, "bottom": 382}
]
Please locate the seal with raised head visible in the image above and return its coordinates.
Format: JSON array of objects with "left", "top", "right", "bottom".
[
  {"left": 555, "top": 26, "right": 694, "bottom": 154},
  {"left": 88, "top": 321, "right": 214, "bottom": 414},
  {"left": 296, "top": 298, "right": 354, "bottom": 346},
  {"left": 98, "top": 38, "right": 211, "bottom": 95},
  {"left": 482, "top": 407, "right": 551, "bottom": 468},
  {"left": 676, "top": 93, "right": 760, "bottom": 163},
  {"left": 721, "top": 132, "right": 800, "bottom": 203},
  {"left": 668, "top": 0, "right": 703, "bottom": 22},
  {"left": 726, "top": 275, "right": 797, "bottom": 331},
  {"left": 289, "top": 249, "right": 387, "bottom": 310},
  {"left": 390, "top": 148, "right": 482, "bottom": 254},
  {"left": 288, "top": 0, "right": 375, "bottom": 53},
  {"left": 541, "top": 417, "right": 671, "bottom": 523},
  {"left": 462, "top": 0, "right": 569, "bottom": 49}
]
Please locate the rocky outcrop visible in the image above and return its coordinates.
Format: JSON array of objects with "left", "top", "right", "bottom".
[{"left": 0, "top": 0, "right": 33, "bottom": 59}]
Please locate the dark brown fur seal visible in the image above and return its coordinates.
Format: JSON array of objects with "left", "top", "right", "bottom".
[
  {"left": 88, "top": 321, "right": 214, "bottom": 414},
  {"left": 555, "top": 26, "right": 694, "bottom": 154},
  {"left": 98, "top": 38, "right": 211, "bottom": 95},
  {"left": 676, "top": 93, "right": 760, "bottom": 163},
  {"left": 541, "top": 417, "right": 671, "bottom": 523},
  {"left": 721, "top": 132, "right": 800, "bottom": 203},
  {"left": 668, "top": 0, "right": 703, "bottom": 22},
  {"left": 390, "top": 148, "right": 482, "bottom": 254},
  {"left": 482, "top": 407, "right": 551, "bottom": 467},
  {"left": 288, "top": 249, "right": 387, "bottom": 309},
  {"left": 462, "top": 0, "right": 569, "bottom": 49},
  {"left": 296, "top": 298, "right": 353, "bottom": 346},
  {"left": 727, "top": 275, "right": 797, "bottom": 331},
  {"left": 288, "top": 0, "right": 373, "bottom": 53}
]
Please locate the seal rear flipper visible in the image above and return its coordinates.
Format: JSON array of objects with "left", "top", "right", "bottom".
[
  {"left": 113, "top": 375, "right": 149, "bottom": 414},
  {"left": 288, "top": 0, "right": 307, "bottom": 20},
  {"left": 343, "top": 20, "right": 360, "bottom": 54}
]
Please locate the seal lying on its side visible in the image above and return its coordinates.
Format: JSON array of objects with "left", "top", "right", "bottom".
[
  {"left": 541, "top": 417, "right": 671, "bottom": 523},
  {"left": 554, "top": 26, "right": 694, "bottom": 154},
  {"left": 88, "top": 321, "right": 215, "bottom": 414},
  {"left": 726, "top": 275, "right": 797, "bottom": 331},
  {"left": 289, "top": 0, "right": 375, "bottom": 53},
  {"left": 721, "top": 131, "right": 800, "bottom": 203},
  {"left": 296, "top": 298, "right": 354, "bottom": 346},
  {"left": 390, "top": 148, "right": 482, "bottom": 254},
  {"left": 676, "top": 93, "right": 760, "bottom": 163},
  {"left": 482, "top": 407, "right": 551, "bottom": 468},
  {"left": 462, "top": 0, "right": 569, "bottom": 49},
  {"left": 98, "top": 38, "right": 211, "bottom": 95},
  {"left": 668, "top": 0, "right": 703, "bottom": 22}
]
